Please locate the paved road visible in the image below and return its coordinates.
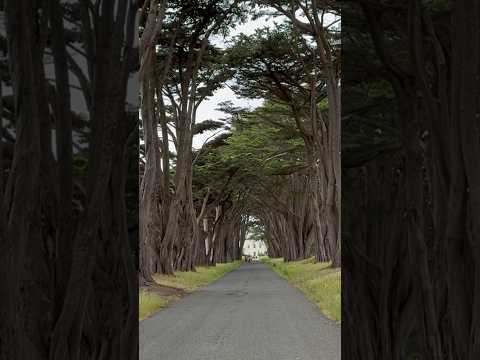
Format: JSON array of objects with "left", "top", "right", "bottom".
[{"left": 140, "top": 262, "right": 341, "bottom": 360}]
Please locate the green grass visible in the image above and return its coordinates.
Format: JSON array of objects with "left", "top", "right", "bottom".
[
  {"left": 262, "top": 257, "right": 341, "bottom": 322},
  {"left": 153, "top": 261, "right": 242, "bottom": 291},
  {"left": 140, "top": 261, "right": 242, "bottom": 320},
  {"left": 139, "top": 289, "right": 177, "bottom": 321}
]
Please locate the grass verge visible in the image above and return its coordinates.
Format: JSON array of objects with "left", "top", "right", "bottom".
[
  {"left": 140, "top": 261, "right": 242, "bottom": 320},
  {"left": 139, "top": 289, "right": 178, "bottom": 321},
  {"left": 262, "top": 257, "right": 341, "bottom": 322},
  {"left": 153, "top": 261, "right": 242, "bottom": 291}
]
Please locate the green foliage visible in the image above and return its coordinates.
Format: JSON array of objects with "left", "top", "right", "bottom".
[
  {"left": 165, "top": 0, "right": 250, "bottom": 37},
  {"left": 247, "top": 220, "right": 264, "bottom": 241},
  {"left": 226, "top": 25, "right": 319, "bottom": 105},
  {"left": 193, "top": 119, "right": 225, "bottom": 135},
  {"left": 72, "top": 153, "right": 88, "bottom": 176},
  {"left": 192, "top": 105, "right": 303, "bottom": 214},
  {"left": 152, "top": 1, "right": 250, "bottom": 116},
  {"left": 192, "top": 99, "right": 307, "bottom": 216}
]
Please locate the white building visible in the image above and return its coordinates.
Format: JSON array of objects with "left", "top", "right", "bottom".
[{"left": 242, "top": 239, "right": 267, "bottom": 257}]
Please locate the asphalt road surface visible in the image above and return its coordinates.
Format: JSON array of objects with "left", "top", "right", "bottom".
[{"left": 140, "top": 262, "right": 341, "bottom": 360}]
